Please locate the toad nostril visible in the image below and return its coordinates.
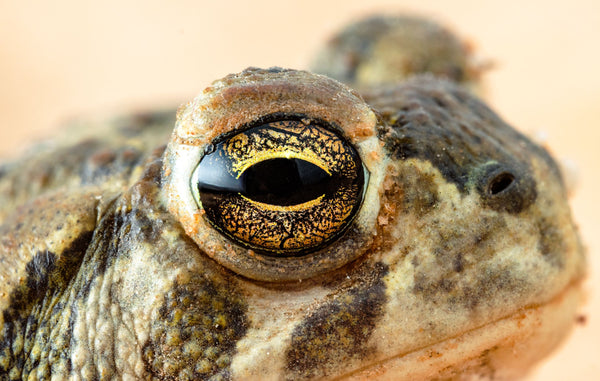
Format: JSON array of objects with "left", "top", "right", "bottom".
[
  {"left": 488, "top": 172, "right": 515, "bottom": 196},
  {"left": 475, "top": 163, "right": 537, "bottom": 214}
]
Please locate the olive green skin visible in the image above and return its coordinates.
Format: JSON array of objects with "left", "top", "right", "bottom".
[{"left": 0, "top": 16, "right": 585, "bottom": 381}]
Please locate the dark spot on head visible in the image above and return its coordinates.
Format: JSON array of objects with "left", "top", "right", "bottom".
[
  {"left": 453, "top": 253, "right": 464, "bottom": 273},
  {"left": 25, "top": 251, "right": 57, "bottom": 298},
  {"left": 139, "top": 154, "right": 165, "bottom": 188},
  {"left": 432, "top": 95, "right": 447, "bottom": 108},
  {"left": 285, "top": 262, "right": 388, "bottom": 380},
  {"left": 537, "top": 218, "right": 566, "bottom": 268},
  {"left": 397, "top": 165, "right": 439, "bottom": 216}
]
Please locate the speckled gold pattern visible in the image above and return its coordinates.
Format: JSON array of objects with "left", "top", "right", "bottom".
[
  {"left": 194, "top": 120, "right": 364, "bottom": 254},
  {"left": 221, "top": 121, "right": 340, "bottom": 178}
]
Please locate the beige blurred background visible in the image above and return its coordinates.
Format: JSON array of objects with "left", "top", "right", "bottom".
[{"left": 1, "top": 1, "right": 598, "bottom": 379}]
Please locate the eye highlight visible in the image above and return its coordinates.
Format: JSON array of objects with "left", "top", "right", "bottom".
[{"left": 191, "top": 118, "right": 365, "bottom": 255}]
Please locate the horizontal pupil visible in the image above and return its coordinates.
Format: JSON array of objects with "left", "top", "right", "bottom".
[
  {"left": 192, "top": 121, "right": 367, "bottom": 255},
  {"left": 240, "top": 158, "right": 332, "bottom": 206}
]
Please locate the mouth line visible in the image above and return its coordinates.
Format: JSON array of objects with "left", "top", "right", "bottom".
[{"left": 332, "top": 278, "right": 584, "bottom": 380}]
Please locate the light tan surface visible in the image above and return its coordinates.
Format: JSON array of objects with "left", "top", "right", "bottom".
[{"left": 0, "top": 1, "right": 598, "bottom": 379}]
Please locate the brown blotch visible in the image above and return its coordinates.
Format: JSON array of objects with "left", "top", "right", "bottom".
[
  {"left": 285, "top": 262, "right": 388, "bottom": 380},
  {"left": 537, "top": 218, "right": 566, "bottom": 268},
  {"left": 142, "top": 271, "right": 248, "bottom": 380},
  {"left": 0, "top": 231, "right": 93, "bottom": 379},
  {"left": 396, "top": 164, "right": 439, "bottom": 216},
  {"left": 410, "top": 215, "right": 530, "bottom": 310},
  {"left": 576, "top": 314, "right": 588, "bottom": 326},
  {"left": 367, "top": 77, "right": 557, "bottom": 203}
]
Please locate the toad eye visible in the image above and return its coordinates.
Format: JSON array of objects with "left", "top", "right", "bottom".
[
  {"left": 163, "top": 68, "right": 380, "bottom": 281},
  {"left": 191, "top": 119, "right": 365, "bottom": 255}
]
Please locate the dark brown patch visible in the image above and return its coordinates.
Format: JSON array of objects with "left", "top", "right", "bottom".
[
  {"left": 410, "top": 214, "right": 530, "bottom": 310},
  {"left": 537, "top": 218, "right": 566, "bottom": 268},
  {"left": 0, "top": 231, "right": 93, "bottom": 379},
  {"left": 395, "top": 163, "right": 439, "bottom": 217},
  {"left": 139, "top": 149, "right": 166, "bottom": 187},
  {"left": 366, "top": 78, "right": 558, "bottom": 213},
  {"left": 285, "top": 262, "right": 388, "bottom": 380},
  {"left": 142, "top": 271, "right": 247, "bottom": 380}
]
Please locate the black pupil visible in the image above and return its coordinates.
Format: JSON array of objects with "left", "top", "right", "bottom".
[
  {"left": 241, "top": 158, "right": 332, "bottom": 206},
  {"left": 195, "top": 153, "right": 337, "bottom": 208}
]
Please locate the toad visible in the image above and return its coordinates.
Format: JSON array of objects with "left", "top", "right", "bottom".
[{"left": 0, "top": 15, "right": 585, "bottom": 380}]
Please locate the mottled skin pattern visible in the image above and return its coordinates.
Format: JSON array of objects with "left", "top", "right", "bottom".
[
  {"left": 0, "top": 16, "right": 586, "bottom": 381},
  {"left": 310, "top": 15, "right": 483, "bottom": 91}
]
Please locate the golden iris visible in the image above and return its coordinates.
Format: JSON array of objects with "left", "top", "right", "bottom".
[{"left": 191, "top": 117, "right": 365, "bottom": 255}]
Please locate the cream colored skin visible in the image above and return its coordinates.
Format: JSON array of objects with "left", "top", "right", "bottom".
[{"left": 0, "top": 16, "right": 586, "bottom": 381}]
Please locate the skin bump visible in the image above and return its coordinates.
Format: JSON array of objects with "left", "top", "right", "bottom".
[
  {"left": 0, "top": 231, "right": 93, "bottom": 379},
  {"left": 142, "top": 271, "right": 248, "bottom": 380}
]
